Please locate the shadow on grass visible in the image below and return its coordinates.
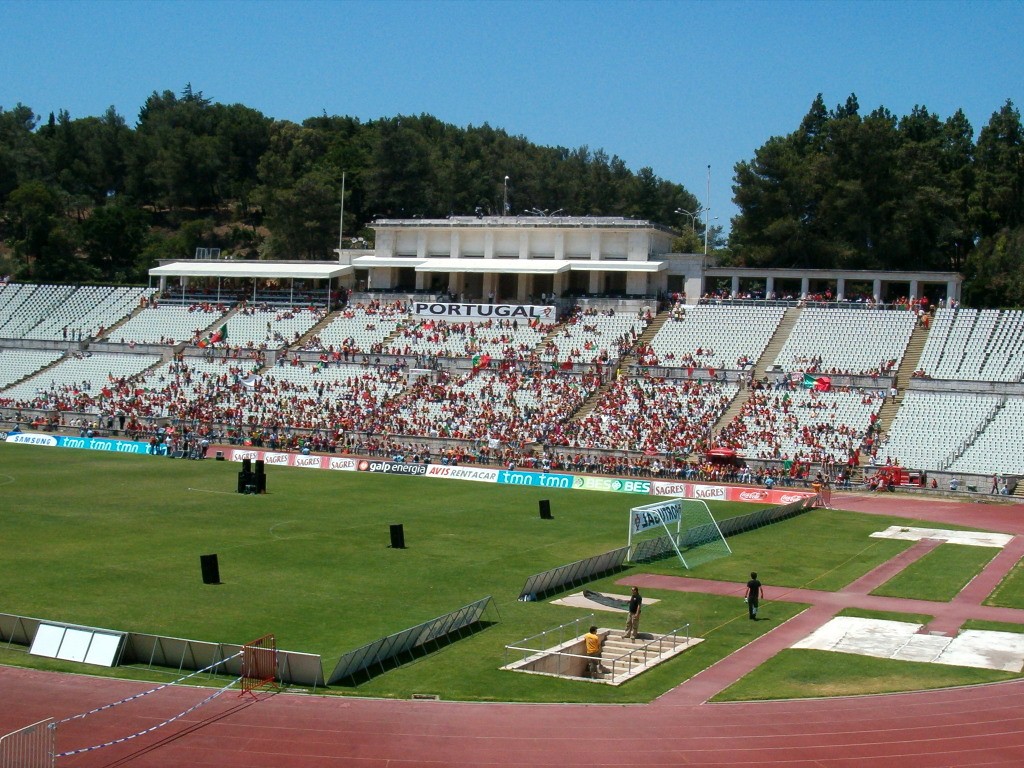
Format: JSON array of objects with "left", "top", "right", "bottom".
[{"left": 329, "top": 620, "right": 499, "bottom": 688}]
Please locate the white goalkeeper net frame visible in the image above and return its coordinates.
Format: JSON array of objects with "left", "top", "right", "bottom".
[{"left": 627, "top": 498, "right": 731, "bottom": 569}]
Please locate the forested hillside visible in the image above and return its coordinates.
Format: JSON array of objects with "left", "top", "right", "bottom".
[
  {"left": 0, "top": 85, "right": 699, "bottom": 284},
  {"left": 1, "top": 86, "right": 1022, "bottom": 306}
]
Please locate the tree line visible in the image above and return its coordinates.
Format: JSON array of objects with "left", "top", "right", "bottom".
[
  {"left": 0, "top": 85, "right": 699, "bottom": 285},
  {"left": 730, "top": 94, "right": 1024, "bottom": 306},
  {"left": 1, "top": 86, "right": 1022, "bottom": 305}
]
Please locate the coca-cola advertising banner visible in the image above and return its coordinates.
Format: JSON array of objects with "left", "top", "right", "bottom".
[{"left": 649, "top": 480, "right": 814, "bottom": 506}]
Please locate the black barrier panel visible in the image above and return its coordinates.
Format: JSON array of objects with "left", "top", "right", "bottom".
[
  {"left": 329, "top": 596, "right": 493, "bottom": 685},
  {"left": 517, "top": 547, "right": 630, "bottom": 600},
  {"left": 717, "top": 497, "right": 813, "bottom": 537},
  {"left": 200, "top": 554, "right": 220, "bottom": 584}
]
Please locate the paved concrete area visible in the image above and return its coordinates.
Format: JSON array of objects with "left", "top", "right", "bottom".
[
  {"left": 793, "top": 615, "right": 1024, "bottom": 672},
  {"left": 870, "top": 525, "right": 1013, "bottom": 548}
]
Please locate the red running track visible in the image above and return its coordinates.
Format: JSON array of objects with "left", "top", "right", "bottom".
[{"left": 2, "top": 494, "right": 1023, "bottom": 767}]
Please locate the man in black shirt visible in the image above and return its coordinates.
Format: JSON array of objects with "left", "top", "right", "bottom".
[
  {"left": 624, "top": 586, "right": 642, "bottom": 640},
  {"left": 746, "top": 572, "right": 764, "bottom": 620}
]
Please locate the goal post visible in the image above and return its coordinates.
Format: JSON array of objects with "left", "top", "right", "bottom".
[
  {"left": 628, "top": 499, "right": 685, "bottom": 565},
  {"left": 627, "top": 498, "right": 731, "bottom": 569},
  {"left": 677, "top": 498, "right": 732, "bottom": 568}
]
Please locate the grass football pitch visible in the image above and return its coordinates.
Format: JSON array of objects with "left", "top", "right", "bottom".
[{"left": 1, "top": 443, "right": 1021, "bottom": 702}]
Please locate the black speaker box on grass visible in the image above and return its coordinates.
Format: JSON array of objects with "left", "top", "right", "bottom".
[
  {"left": 389, "top": 523, "right": 406, "bottom": 549},
  {"left": 200, "top": 553, "right": 220, "bottom": 584},
  {"left": 539, "top": 499, "right": 552, "bottom": 519}
]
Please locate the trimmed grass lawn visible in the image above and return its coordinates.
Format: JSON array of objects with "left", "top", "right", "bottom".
[
  {"left": 642, "top": 507, "right": 933, "bottom": 592},
  {"left": 963, "top": 619, "right": 1024, "bottom": 635},
  {"left": 870, "top": 543, "right": 998, "bottom": 601},
  {"left": 987, "top": 558, "right": 1024, "bottom": 609},
  {"left": 714, "top": 648, "right": 1019, "bottom": 701},
  {"left": 2, "top": 442, "right": 1022, "bottom": 703}
]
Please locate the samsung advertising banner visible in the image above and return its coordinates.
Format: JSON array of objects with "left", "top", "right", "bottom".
[
  {"left": 412, "top": 302, "right": 556, "bottom": 321},
  {"left": 6, "top": 432, "right": 151, "bottom": 454}
]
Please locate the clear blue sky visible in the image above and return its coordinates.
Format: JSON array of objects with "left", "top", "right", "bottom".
[{"left": 3, "top": 0, "right": 1023, "bottom": 229}]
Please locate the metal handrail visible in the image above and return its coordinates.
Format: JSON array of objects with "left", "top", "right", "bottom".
[
  {"left": 503, "top": 614, "right": 595, "bottom": 668},
  {"left": 504, "top": 622, "right": 691, "bottom": 680}
]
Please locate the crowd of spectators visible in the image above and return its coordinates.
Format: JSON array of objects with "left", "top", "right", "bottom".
[
  {"left": 1, "top": 297, "right": 981, "bottom": 488},
  {"left": 546, "top": 374, "right": 736, "bottom": 455},
  {"left": 712, "top": 380, "right": 883, "bottom": 466}
]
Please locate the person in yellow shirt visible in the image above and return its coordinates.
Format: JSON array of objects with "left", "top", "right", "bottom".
[{"left": 584, "top": 626, "right": 606, "bottom": 677}]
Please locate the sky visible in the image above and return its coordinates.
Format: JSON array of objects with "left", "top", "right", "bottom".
[{"left": 3, "top": 0, "right": 1023, "bottom": 230}]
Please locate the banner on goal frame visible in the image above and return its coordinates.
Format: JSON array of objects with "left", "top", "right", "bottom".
[{"left": 628, "top": 498, "right": 731, "bottom": 568}]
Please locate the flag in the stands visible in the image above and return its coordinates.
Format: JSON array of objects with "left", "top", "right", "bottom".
[
  {"left": 198, "top": 323, "right": 228, "bottom": 348},
  {"left": 801, "top": 373, "right": 832, "bottom": 391}
]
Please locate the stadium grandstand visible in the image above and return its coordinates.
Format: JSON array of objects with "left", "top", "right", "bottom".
[{"left": 1, "top": 216, "right": 1019, "bottom": 496}]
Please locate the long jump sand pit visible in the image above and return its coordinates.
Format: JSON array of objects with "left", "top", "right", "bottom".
[{"left": 793, "top": 616, "right": 1024, "bottom": 672}]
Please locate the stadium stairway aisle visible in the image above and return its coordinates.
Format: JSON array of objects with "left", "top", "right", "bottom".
[
  {"left": 291, "top": 308, "right": 341, "bottom": 348},
  {"left": 567, "top": 313, "right": 671, "bottom": 422},
  {"left": 875, "top": 320, "right": 930, "bottom": 434},
  {"left": 758, "top": 305, "right": 802, "bottom": 375},
  {"left": 98, "top": 300, "right": 147, "bottom": 341},
  {"left": 633, "top": 310, "right": 669, "bottom": 348},
  {"left": 0, "top": 350, "right": 68, "bottom": 392},
  {"left": 707, "top": 305, "right": 803, "bottom": 436}
]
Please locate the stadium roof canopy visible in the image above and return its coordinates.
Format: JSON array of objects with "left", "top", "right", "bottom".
[
  {"left": 149, "top": 261, "right": 351, "bottom": 280},
  {"left": 414, "top": 258, "right": 571, "bottom": 275},
  {"left": 351, "top": 256, "right": 666, "bottom": 274},
  {"left": 567, "top": 261, "right": 666, "bottom": 273}
]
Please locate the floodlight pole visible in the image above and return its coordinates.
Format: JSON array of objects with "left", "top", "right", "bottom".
[
  {"left": 503, "top": 176, "right": 510, "bottom": 216},
  {"left": 704, "top": 165, "right": 711, "bottom": 256}
]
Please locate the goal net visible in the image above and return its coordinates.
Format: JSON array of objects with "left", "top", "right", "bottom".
[{"left": 627, "top": 498, "right": 731, "bottom": 569}]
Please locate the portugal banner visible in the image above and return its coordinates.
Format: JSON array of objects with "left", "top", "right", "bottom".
[{"left": 412, "top": 302, "right": 556, "bottom": 321}]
